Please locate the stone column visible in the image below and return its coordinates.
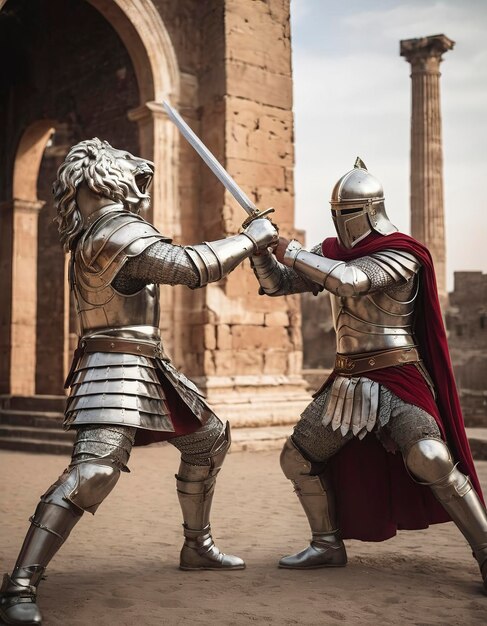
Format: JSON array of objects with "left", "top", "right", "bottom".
[
  {"left": 400, "top": 34, "right": 454, "bottom": 305},
  {"left": 0, "top": 199, "right": 44, "bottom": 395},
  {"left": 188, "top": 0, "right": 310, "bottom": 426}
]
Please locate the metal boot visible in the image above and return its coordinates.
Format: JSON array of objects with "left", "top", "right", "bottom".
[
  {"left": 1, "top": 456, "right": 123, "bottom": 624},
  {"left": 176, "top": 422, "right": 245, "bottom": 570},
  {"left": 0, "top": 501, "right": 82, "bottom": 625},
  {"left": 278, "top": 437, "right": 347, "bottom": 569},
  {"left": 406, "top": 439, "right": 487, "bottom": 593}
]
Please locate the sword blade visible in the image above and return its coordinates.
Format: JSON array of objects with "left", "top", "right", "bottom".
[{"left": 163, "top": 101, "right": 257, "bottom": 216}]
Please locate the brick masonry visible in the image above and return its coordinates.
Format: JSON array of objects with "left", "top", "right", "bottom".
[{"left": 0, "top": 0, "right": 310, "bottom": 428}]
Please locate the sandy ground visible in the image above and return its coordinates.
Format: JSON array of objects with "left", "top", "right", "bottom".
[{"left": 1, "top": 445, "right": 486, "bottom": 626}]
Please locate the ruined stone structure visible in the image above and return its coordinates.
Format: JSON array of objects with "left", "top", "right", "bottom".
[
  {"left": 400, "top": 34, "right": 455, "bottom": 305},
  {"left": 446, "top": 271, "right": 487, "bottom": 426},
  {"left": 0, "top": 0, "right": 308, "bottom": 438}
]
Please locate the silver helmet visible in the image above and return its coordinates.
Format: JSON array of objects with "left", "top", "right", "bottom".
[{"left": 330, "top": 158, "right": 397, "bottom": 249}]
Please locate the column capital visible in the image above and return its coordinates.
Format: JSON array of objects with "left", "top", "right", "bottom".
[
  {"left": 400, "top": 34, "right": 455, "bottom": 68},
  {"left": 127, "top": 100, "right": 169, "bottom": 123}
]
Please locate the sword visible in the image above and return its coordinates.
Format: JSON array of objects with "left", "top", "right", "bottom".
[{"left": 162, "top": 101, "right": 274, "bottom": 227}]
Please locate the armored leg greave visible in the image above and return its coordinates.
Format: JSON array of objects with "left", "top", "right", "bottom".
[
  {"left": 278, "top": 437, "right": 347, "bottom": 569},
  {"left": 0, "top": 426, "right": 134, "bottom": 625},
  {"left": 405, "top": 438, "right": 487, "bottom": 593},
  {"left": 173, "top": 421, "right": 245, "bottom": 570}
]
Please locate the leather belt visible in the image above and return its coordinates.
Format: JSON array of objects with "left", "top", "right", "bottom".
[
  {"left": 64, "top": 336, "right": 168, "bottom": 389},
  {"left": 334, "top": 347, "right": 420, "bottom": 376},
  {"left": 81, "top": 336, "right": 168, "bottom": 360}
]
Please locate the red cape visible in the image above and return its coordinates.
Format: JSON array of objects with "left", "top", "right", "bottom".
[{"left": 319, "top": 232, "right": 482, "bottom": 541}]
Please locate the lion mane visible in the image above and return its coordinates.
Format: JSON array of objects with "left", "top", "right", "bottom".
[{"left": 53, "top": 138, "right": 148, "bottom": 252}]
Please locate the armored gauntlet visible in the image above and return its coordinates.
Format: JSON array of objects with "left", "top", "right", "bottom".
[{"left": 186, "top": 218, "right": 278, "bottom": 287}]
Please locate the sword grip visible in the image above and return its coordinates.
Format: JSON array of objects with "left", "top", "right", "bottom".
[{"left": 241, "top": 207, "right": 275, "bottom": 229}]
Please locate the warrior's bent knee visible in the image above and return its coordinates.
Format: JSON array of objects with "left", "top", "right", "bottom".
[
  {"left": 280, "top": 437, "right": 312, "bottom": 480},
  {"left": 404, "top": 438, "right": 454, "bottom": 484},
  {"left": 208, "top": 420, "right": 231, "bottom": 472},
  {"left": 41, "top": 459, "right": 121, "bottom": 515}
]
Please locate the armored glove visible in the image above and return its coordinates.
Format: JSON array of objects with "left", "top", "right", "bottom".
[
  {"left": 242, "top": 218, "right": 279, "bottom": 252},
  {"left": 185, "top": 218, "right": 279, "bottom": 287}
]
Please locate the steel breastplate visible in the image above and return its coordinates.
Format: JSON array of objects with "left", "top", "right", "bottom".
[
  {"left": 331, "top": 276, "right": 419, "bottom": 354},
  {"left": 73, "top": 264, "right": 160, "bottom": 337}
]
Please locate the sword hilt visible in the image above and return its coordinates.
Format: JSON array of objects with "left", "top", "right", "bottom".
[{"left": 241, "top": 207, "right": 275, "bottom": 229}]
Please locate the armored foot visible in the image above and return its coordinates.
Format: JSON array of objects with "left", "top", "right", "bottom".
[
  {"left": 477, "top": 551, "right": 487, "bottom": 595},
  {"left": 279, "top": 534, "right": 347, "bottom": 570},
  {"left": 0, "top": 574, "right": 42, "bottom": 626},
  {"left": 179, "top": 525, "right": 245, "bottom": 571}
]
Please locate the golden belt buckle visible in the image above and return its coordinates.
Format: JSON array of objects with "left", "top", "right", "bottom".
[{"left": 337, "top": 355, "right": 355, "bottom": 371}]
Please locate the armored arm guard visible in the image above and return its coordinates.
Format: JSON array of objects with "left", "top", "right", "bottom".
[
  {"left": 184, "top": 218, "right": 278, "bottom": 287},
  {"left": 116, "top": 217, "right": 278, "bottom": 290},
  {"left": 114, "top": 241, "right": 201, "bottom": 292},
  {"left": 283, "top": 240, "right": 420, "bottom": 297},
  {"left": 250, "top": 248, "right": 322, "bottom": 297}
]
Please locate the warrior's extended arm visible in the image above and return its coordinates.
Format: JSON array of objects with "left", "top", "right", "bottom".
[
  {"left": 280, "top": 240, "right": 420, "bottom": 297},
  {"left": 114, "top": 218, "right": 278, "bottom": 293},
  {"left": 250, "top": 246, "right": 322, "bottom": 297}
]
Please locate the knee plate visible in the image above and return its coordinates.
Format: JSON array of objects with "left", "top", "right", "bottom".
[
  {"left": 405, "top": 438, "right": 454, "bottom": 483},
  {"left": 41, "top": 459, "right": 121, "bottom": 515},
  {"left": 208, "top": 421, "right": 231, "bottom": 475},
  {"left": 176, "top": 421, "right": 231, "bottom": 484},
  {"left": 280, "top": 437, "right": 312, "bottom": 480},
  {"left": 405, "top": 438, "right": 472, "bottom": 499}
]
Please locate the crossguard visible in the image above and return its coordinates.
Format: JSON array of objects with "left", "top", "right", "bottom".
[{"left": 241, "top": 207, "right": 275, "bottom": 229}]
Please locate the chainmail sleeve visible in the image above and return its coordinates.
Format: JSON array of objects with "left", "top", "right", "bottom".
[
  {"left": 347, "top": 249, "right": 420, "bottom": 293},
  {"left": 251, "top": 243, "right": 323, "bottom": 297},
  {"left": 113, "top": 241, "right": 200, "bottom": 294},
  {"left": 347, "top": 257, "right": 398, "bottom": 291}
]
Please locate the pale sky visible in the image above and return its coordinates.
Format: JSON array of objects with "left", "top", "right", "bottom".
[{"left": 291, "top": 0, "right": 487, "bottom": 291}]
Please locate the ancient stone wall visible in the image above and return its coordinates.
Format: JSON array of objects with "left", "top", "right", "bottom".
[
  {"left": 446, "top": 271, "right": 487, "bottom": 394},
  {"left": 0, "top": 0, "right": 308, "bottom": 424},
  {"left": 193, "top": 0, "right": 309, "bottom": 422}
]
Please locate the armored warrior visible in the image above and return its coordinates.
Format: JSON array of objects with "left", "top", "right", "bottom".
[
  {"left": 251, "top": 159, "right": 487, "bottom": 592},
  {"left": 0, "top": 138, "right": 278, "bottom": 625}
]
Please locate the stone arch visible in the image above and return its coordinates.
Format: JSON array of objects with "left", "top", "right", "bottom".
[
  {"left": 86, "top": 0, "right": 181, "bottom": 235},
  {"left": 13, "top": 121, "right": 56, "bottom": 204},
  {"left": 86, "top": 0, "right": 179, "bottom": 104}
]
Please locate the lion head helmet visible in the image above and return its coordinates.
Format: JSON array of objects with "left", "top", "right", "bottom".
[{"left": 53, "top": 138, "right": 154, "bottom": 251}]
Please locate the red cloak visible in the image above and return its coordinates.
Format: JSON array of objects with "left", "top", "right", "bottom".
[{"left": 318, "top": 232, "right": 482, "bottom": 541}]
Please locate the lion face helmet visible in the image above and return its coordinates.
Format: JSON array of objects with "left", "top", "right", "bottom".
[
  {"left": 53, "top": 138, "right": 154, "bottom": 251},
  {"left": 330, "top": 158, "right": 397, "bottom": 249}
]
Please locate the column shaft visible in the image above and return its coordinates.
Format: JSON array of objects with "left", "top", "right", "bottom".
[{"left": 401, "top": 35, "right": 454, "bottom": 303}]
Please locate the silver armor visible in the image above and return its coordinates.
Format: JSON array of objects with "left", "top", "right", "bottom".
[
  {"left": 278, "top": 438, "right": 347, "bottom": 569},
  {"left": 252, "top": 182, "right": 487, "bottom": 589},
  {"left": 330, "top": 158, "right": 397, "bottom": 249},
  {"left": 405, "top": 439, "right": 487, "bottom": 589},
  {"left": 252, "top": 241, "right": 423, "bottom": 436},
  {"left": 281, "top": 242, "right": 420, "bottom": 354},
  {"left": 176, "top": 421, "right": 245, "bottom": 570},
  {"left": 1, "top": 138, "right": 257, "bottom": 625},
  {"left": 186, "top": 217, "right": 278, "bottom": 287},
  {"left": 66, "top": 209, "right": 277, "bottom": 433}
]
